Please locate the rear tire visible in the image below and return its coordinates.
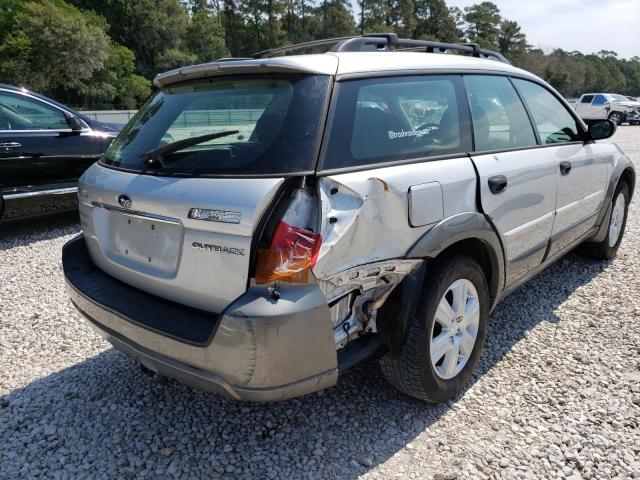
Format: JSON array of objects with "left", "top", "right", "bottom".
[
  {"left": 380, "top": 254, "right": 489, "bottom": 403},
  {"left": 583, "top": 182, "right": 630, "bottom": 260}
]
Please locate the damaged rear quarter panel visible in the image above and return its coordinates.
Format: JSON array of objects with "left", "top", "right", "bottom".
[{"left": 313, "top": 157, "right": 478, "bottom": 279}]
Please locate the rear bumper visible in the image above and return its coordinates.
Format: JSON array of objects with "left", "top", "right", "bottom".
[{"left": 63, "top": 235, "right": 338, "bottom": 401}]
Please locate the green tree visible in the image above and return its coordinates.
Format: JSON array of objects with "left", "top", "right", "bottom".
[
  {"left": 186, "top": 12, "right": 228, "bottom": 63},
  {"left": 498, "top": 19, "right": 527, "bottom": 56},
  {"left": 282, "top": 0, "right": 320, "bottom": 43},
  {"left": 463, "top": 1, "right": 501, "bottom": 49},
  {"left": 413, "top": 0, "right": 459, "bottom": 42},
  {"left": 317, "top": 1, "right": 356, "bottom": 39},
  {"left": 67, "top": 0, "right": 135, "bottom": 48},
  {"left": 0, "top": 0, "right": 150, "bottom": 108},
  {"left": 71, "top": 0, "right": 192, "bottom": 76},
  {"left": 79, "top": 44, "right": 151, "bottom": 108},
  {"left": 127, "top": 0, "right": 192, "bottom": 75},
  {"left": 387, "top": 0, "right": 416, "bottom": 38},
  {"left": 222, "top": 0, "right": 243, "bottom": 56},
  {"left": 0, "top": 0, "right": 22, "bottom": 44},
  {"left": 188, "top": 0, "right": 216, "bottom": 14},
  {"left": 0, "top": 1, "right": 110, "bottom": 95},
  {"left": 544, "top": 64, "right": 570, "bottom": 91},
  {"left": 263, "top": 0, "right": 287, "bottom": 48},
  {"left": 359, "top": 0, "right": 389, "bottom": 34},
  {"left": 448, "top": 6, "right": 466, "bottom": 40}
]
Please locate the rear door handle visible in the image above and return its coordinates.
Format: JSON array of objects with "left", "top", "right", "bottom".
[
  {"left": 560, "top": 161, "right": 572, "bottom": 175},
  {"left": 0, "top": 142, "right": 22, "bottom": 149},
  {"left": 488, "top": 175, "right": 508, "bottom": 194}
]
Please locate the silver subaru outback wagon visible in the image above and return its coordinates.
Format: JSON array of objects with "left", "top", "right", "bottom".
[{"left": 63, "top": 34, "right": 635, "bottom": 403}]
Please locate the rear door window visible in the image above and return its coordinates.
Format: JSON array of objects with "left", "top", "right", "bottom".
[
  {"left": 512, "top": 79, "right": 582, "bottom": 144},
  {"left": 463, "top": 75, "right": 537, "bottom": 152},
  {"left": 322, "top": 75, "right": 469, "bottom": 170}
]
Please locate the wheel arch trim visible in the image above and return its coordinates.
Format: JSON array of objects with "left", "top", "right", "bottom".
[
  {"left": 590, "top": 157, "right": 635, "bottom": 243},
  {"left": 406, "top": 212, "right": 505, "bottom": 309}
]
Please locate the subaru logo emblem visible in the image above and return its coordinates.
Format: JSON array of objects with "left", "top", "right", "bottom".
[{"left": 118, "top": 194, "right": 132, "bottom": 209}]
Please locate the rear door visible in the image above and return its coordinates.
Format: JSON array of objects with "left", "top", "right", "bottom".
[
  {"left": 313, "top": 74, "right": 477, "bottom": 279},
  {"left": 512, "top": 79, "right": 610, "bottom": 255},
  {"left": 589, "top": 94, "right": 610, "bottom": 120},
  {"left": 465, "top": 75, "right": 556, "bottom": 285},
  {"left": 0, "top": 89, "right": 103, "bottom": 188}
]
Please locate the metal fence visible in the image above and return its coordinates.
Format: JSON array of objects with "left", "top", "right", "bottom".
[
  {"left": 79, "top": 110, "right": 138, "bottom": 124},
  {"left": 78, "top": 109, "right": 265, "bottom": 126}
]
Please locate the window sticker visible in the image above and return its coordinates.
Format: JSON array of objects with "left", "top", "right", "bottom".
[{"left": 387, "top": 126, "right": 437, "bottom": 140}]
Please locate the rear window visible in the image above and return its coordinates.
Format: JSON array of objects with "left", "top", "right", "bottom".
[
  {"left": 322, "top": 75, "right": 469, "bottom": 170},
  {"left": 101, "top": 74, "right": 330, "bottom": 176}
]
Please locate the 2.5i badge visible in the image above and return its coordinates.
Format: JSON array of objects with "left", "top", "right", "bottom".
[{"left": 192, "top": 242, "right": 245, "bottom": 256}]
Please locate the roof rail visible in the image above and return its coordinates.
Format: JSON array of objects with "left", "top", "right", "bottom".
[
  {"left": 253, "top": 37, "right": 355, "bottom": 59},
  {"left": 253, "top": 33, "right": 510, "bottom": 64},
  {"left": 214, "top": 57, "right": 255, "bottom": 62}
]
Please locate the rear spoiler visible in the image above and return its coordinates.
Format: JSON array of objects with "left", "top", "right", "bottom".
[{"left": 153, "top": 55, "right": 338, "bottom": 88}]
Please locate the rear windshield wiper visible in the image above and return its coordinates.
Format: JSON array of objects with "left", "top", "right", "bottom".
[{"left": 139, "top": 130, "right": 239, "bottom": 167}]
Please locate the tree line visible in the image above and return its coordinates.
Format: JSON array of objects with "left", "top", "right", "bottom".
[{"left": 0, "top": 0, "right": 638, "bottom": 109}]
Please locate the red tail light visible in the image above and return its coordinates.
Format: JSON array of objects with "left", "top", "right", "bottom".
[{"left": 255, "top": 221, "right": 322, "bottom": 284}]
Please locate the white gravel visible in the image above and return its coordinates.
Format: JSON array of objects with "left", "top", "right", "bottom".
[{"left": 1, "top": 127, "right": 639, "bottom": 479}]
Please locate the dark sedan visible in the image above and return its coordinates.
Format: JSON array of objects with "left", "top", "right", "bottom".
[{"left": 0, "top": 84, "right": 121, "bottom": 219}]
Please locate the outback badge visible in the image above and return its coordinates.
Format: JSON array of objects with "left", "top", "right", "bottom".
[{"left": 192, "top": 242, "right": 245, "bottom": 256}]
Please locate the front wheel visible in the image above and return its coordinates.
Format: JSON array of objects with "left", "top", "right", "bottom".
[
  {"left": 583, "top": 182, "right": 630, "bottom": 260},
  {"left": 380, "top": 255, "right": 489, "bottom": 403},
  {"left": 608, "top": 111, "right": 623, "bottom": 125}
]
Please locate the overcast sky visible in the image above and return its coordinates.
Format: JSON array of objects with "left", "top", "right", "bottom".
[
  {"left": 445, "top": 0, "right": 640, "bottom": 58},
  {"left": 351, "top": 0, "right": 640, "bottom": 58}
]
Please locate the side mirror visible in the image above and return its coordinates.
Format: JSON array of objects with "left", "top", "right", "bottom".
[
  {"left": 587, "top": 119, "right": 616, "bottom": 141},
  {"left": 65, "top": 113, "right": 85, "bottom": 132}
]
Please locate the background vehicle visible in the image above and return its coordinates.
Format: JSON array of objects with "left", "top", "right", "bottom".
[
  {"left": 0, "top": 84, "right": 120, "bottom": 219},
  {"left": 63, "top": 34, "right": 635, "bottom": 403},
  {"left": 572, "top": 92, "right": 640, "bottom": 125}
]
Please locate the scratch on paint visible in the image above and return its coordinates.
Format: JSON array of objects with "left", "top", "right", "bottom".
[{"left": 243, "top": 319, "right": 257, "bottom": 386}]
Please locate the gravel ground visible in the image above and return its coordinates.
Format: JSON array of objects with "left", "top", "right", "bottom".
[{"left": 1, "top": 127, "right": 639, "bottom": 480}]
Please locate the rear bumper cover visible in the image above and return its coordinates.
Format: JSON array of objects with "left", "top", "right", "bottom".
[{"left": 63, "top": 235, "right": 338, "bottom": 401}]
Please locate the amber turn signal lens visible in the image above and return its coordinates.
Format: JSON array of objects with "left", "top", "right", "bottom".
[{"left": 254, "top": 221, "right": 322, "bottom": 284}]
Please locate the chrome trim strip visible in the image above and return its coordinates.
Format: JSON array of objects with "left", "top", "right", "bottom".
[
  {"left": 92, "top": 201, "right": 182, "bottom": 225},
  {"left": 555, "top": 189, "right": 604, "bottom": 215},
  {"left": 4, "top": 186, "right": 78, "bottom": 199},
  {"left": 503, "top": 211, "right": 554, "bottom": 238}
]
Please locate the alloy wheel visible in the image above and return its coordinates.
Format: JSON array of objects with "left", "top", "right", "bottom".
[
  {"left": 429, "top": 279, "right": 480, "bottom": 380},
  {"left": 608, "top": 193, "right": 626, "bottom": 247}
]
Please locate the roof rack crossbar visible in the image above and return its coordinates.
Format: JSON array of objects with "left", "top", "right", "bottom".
[{"left": 252, "top": 34, "right": 510, "bottom": 64}]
